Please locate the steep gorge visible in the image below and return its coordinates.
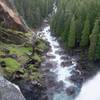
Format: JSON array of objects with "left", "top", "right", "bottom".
[
  {"left": 0, "top": 0, "right": 100, "bottom": 100},
  {"left": 0, "top": 0, "right": 47, "bottom": 100}
]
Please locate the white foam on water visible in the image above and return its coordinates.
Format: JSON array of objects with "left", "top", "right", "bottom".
[{"left": 42, "top": 25, "right": 76, "bottom": 88}]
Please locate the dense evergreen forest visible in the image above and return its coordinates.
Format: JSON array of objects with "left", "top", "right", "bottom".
[
  {"left": 14, "top": 0, "right": 54, "bottom": 28},
  {"left": 51, "top": 0, "right": 100, "bottom": 61}
]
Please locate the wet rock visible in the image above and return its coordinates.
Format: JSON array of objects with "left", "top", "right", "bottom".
[
  {"left": 69, "top": 71, "right": 84, "bottom": 86},
  {"left": 53, "top": 45, "right": 60, "bottom": 48},
  {"left": 46, "top": 54, "right": 56, "bottom": 59},
  {"left": 61, "top": 61, "right": 72, "bottom": 67},
  {"left": 55, "top": 81, "right": 64, "bottom": 92},
  {"left": 66, "top": 86, "right": 76, "bottom": 96},
  {"left": 0, "top": 76, "right": 25, "bottom": 100},
  {"left": 0, "top": 61, "right": 6, "bottom": 67},
  {"left": 1, "top": 48, "right": 10, "bottom": 54},
  {"left": 41, "top": 61, "right": 57, "bottom": 69},
  {"left": 61, "top": 56, "right": 71, "bottom": 60},
  {"left": 17, "top": 80, "right": 46, "bottom": 100},
  {"left": 10, "top": 54, "right": 18, "bottom": 59},
  {"left": 55, "top": 50, "right": 66, "bottom": 55},
  {"left": 0, "top": 54, "right": 17, "bottom": 59},
  {"left": 61, "top": 56, "right": 69, "bottom": 60},
  {"left": 42, "top": 72, "right": 57, "bottom": 88},
  {"left": 0, "top": 54, "right": 9, "bottom": 58},
  {"left": 13, "top": 70, "right": 24, "bottom": 80},
  {"left": 41, "top": 95, "right": 49, "bottom": 100}
]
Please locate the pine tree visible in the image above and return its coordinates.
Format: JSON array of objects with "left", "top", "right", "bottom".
[
  {"left": 68, "top": 16, "right": 76, "bottom": 48},
  {"left": 80, "top": 17, "right": 90, "bottom": 47},
  {"left": 88, "top": 19, "right": 100, "bottom": 60},
  {"left": 14, "top": 0, "right": 54, "bottom": 27},
  {"left": 95, "top": 35, "right": 100, "bottom": 60}
]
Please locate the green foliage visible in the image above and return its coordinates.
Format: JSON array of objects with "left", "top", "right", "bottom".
[
  {"left": 4, "top": 58, "right": 20, "bottom": 71},
  {"left": 68, "top": 16, "right": 76, "bottom": 48},
  {"left": 88, "top": 19, "right": 100, "bottom": 60},
  {"left": 80, "top": 17, "right": 90, "bottom": 47},
  {"left": 32, "top": 53, "right": 42, "bottom": 62},
  {"left": 0, "top": 58, "right": 20, "bottom": 76},
  {"left": 14, "top": 0, "right": 54, "bottom": 28},
  {"left": 51, "top": 0, "right": 100, "bottom": 61},
  {"left": 95, "top": 35, "right": 100, "bottom": 60},
  {"left": 0, "top": 38, "right": 47, "bottom": 80},
  {"left": 88, "top": 34, "right": 98, "bottom": 61}
]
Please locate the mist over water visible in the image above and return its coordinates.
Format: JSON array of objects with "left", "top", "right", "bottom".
[{"left": 75, "top": 72, "right": 100, "bottom": 100}]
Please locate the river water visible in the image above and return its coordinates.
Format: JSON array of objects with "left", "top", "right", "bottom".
[
  {"left": 38, "top": 23, "right": 100, "bottom": 100},
  {"left": 39, "top": 24, "right": 78, "bottom": 100},
  {"left": 36, "top": 3, "right": 100, "bottom": 100}
]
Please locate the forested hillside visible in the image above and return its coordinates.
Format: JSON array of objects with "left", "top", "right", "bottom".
[
  {"left": 51, "top": 0, "right": 100, "bottom": 61},
  {"left": 14, "top": 0, "right": 54, "bottom": 28}
]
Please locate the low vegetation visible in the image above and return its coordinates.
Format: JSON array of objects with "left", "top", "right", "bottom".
[{"left": 0, "top": 39, "right": 48, "bottom": 81}]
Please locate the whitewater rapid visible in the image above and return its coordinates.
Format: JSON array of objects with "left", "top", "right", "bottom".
[
  {"left": 38, "top": 22, "right": 100, "bottom": 100},
  {"left": 42, "top": 26, "right": 77, "bottom": 88},
  {"left": 41, "top": 25, "right": 100, "bottom": 100},
  {"left": 39, "top": 25, "right": 77, "bottom": 100}
]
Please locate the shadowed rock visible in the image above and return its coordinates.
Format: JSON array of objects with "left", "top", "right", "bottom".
[
  {"left": 61, "top": 61, "right": 72, "bottom": 67},
  {"left": 66, "top": 86, "right": 76, "bottom": 96}
]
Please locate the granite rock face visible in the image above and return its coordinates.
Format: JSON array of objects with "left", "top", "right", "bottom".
[
  {"left": 0, "top": 0, "right": 32, "bottom": 44},
  {"left": 0, "top": 76, "right": 26, "bottom": 100},
  {"left": 0, "top": 0, "right": 26, "bottom": 32}
]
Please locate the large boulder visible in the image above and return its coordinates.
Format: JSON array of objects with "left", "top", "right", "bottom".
[
  {"left": 66, "top": 86, "right": 76, "bottom": 96},
  {"left": 0, "top": 76, "right": 26, "bottom": 100}
]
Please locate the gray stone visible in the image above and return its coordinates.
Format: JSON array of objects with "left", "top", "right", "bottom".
[
  {"left": 66, "top": 86, "right": 76, "bottom": 96},
  {"left": 0, "top": 76, "right": 26, "bottom": 100}
]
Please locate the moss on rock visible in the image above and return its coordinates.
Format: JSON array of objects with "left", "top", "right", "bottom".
[
  {"left": 0, "top": 58, "right": 20, "bottom": 77},
  {"left": 0, "top": 38, "right": 48, "bottom": 82},
  {"left": 0, "top": 26, "right": 32, "bottom": 45}
]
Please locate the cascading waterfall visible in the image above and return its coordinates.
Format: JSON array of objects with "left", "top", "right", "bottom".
[{"left": 76, "top": 72, "right": 100, "bottom": 100}]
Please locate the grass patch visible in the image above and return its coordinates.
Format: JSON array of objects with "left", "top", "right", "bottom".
[
  {"left": 36, "top": 39, "right": 47, "bottom": 50},
  {"left": 0, "top": 38, "right": 47, "bottom": 81},
  {"left": 0, "top": 58, "right": 20, "bottom": 76},
  {"left": 32, "top": 53, "right": 42, "bottom": 62}
]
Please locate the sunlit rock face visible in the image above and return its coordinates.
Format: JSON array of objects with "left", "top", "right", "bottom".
[
  {"left": 0, "top": 0, "right": 31, "bottom": 44},
  {"left": 76, "top": 72, "right": 100, "bottom": 100},
  {"left": 0, "top": 76, "right": 26, "bottom": 100},
  {"left": 0, "top": 0, "right": 26, "bottom": 32}
]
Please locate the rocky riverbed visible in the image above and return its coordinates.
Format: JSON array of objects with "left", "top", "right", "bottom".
[{"left": 36, "top": 23, "right": 81, "bottom": 100}]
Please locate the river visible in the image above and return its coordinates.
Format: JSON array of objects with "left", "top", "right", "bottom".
[
  {"left": 35, "top": 2, "right": 100, "bottom": 100},
  {"left": 37, "top": 22, "right": 100, "bottom": 100},
  {"left": 38, "top": 23, "right": 79, "bottom": 100}
]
